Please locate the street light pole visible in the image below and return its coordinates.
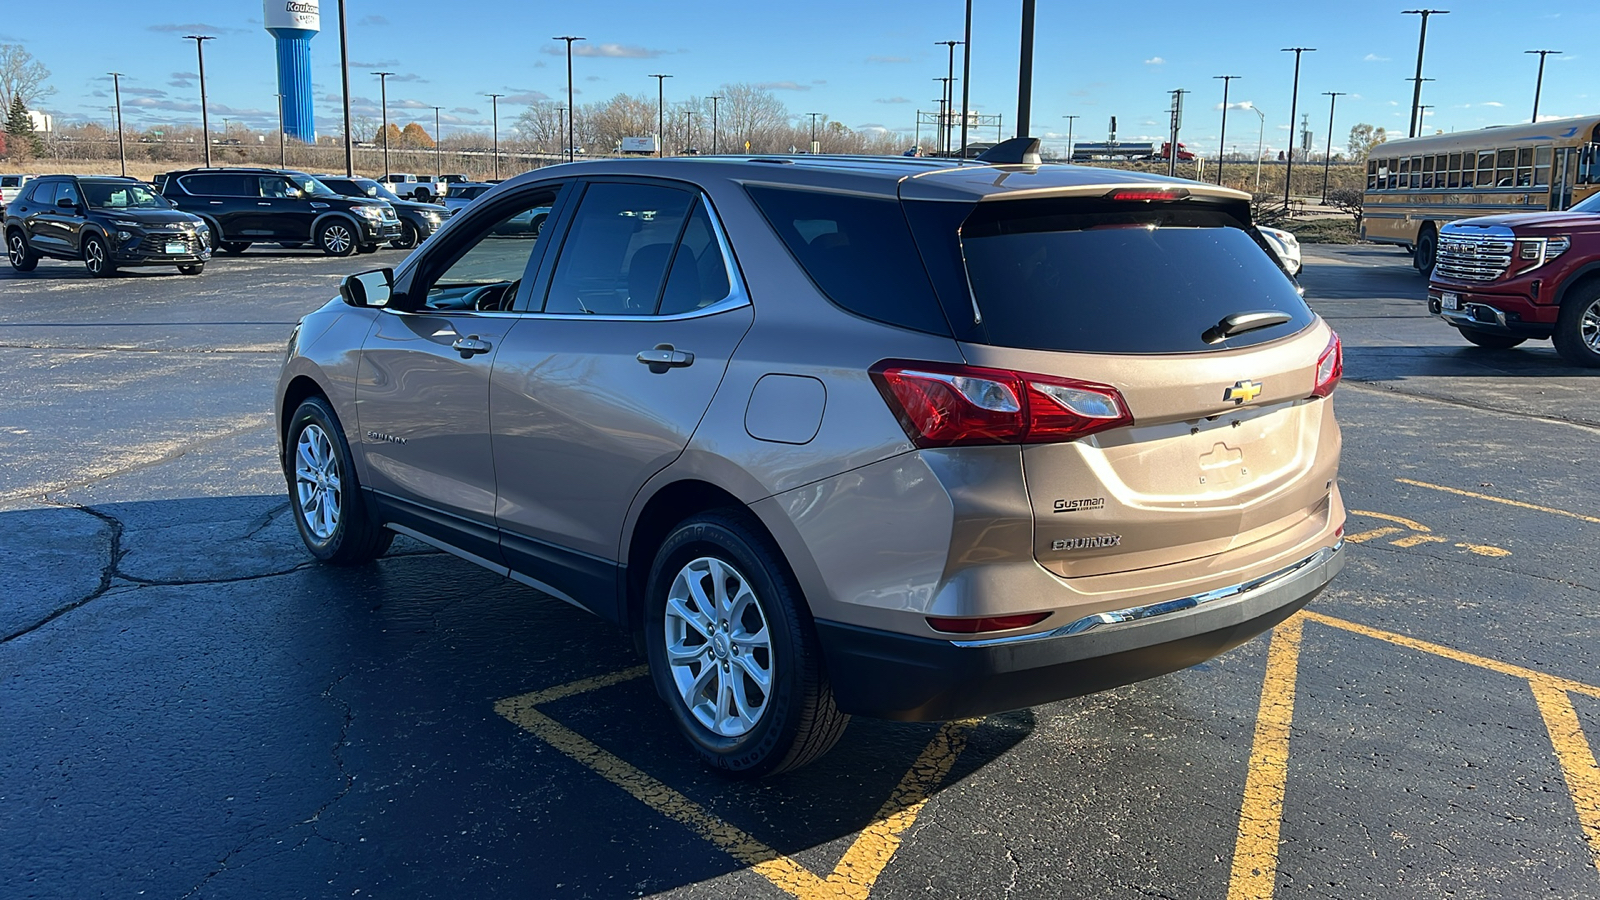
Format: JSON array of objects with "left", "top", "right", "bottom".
[
  {"left": 183, "top": 35, "right": 215, "bottom": 167},
  {"left": 109, "top": 72, "right": 126, "bottom": 177},
  {"left": 1252, "top": 105, "right": 1266, "bottom": 192},
  {"left": 650, "top": 74, "right": 671, "bottom": 158},
  {"left": 487, "top": 93, "right": 503, "bottom": 178},
  {"left": 933, "top": 78, "right": 953, "bottom": 154},
  {"left": 1214, "top": 75, "right": 1239, "bottom": 186},
  {"left": 554, "top": 36, "right": 585, "bottom": 161},
  {"left": 709, "top": 95, "right": 721, "bottom": 154},
  {"left": 1016, "top": 0, "right": 1036, "bottom": 137},
  {"left": 1526, "top": 50, "right": 1561, "bottom": 122},
  {"left": 1062, "top": 115, "right": 1078, "bottom": 162},
  {"left": 959, "top": 0, "right": 973, "bottom": 158},
  {"left": 807, "top": 112, "right": 821, "bottom": 153},
  {"left": 1403, "top": 9, "right": 1449, "bottom": 138},
  {"left": 431, "top": 106, "right": 442, "bottom": 178},
  {"left": 336, "top": 0, "right": 353, "bottom": 176},
  {"left": 1321, "top": 91, "right": 1346, "bottom": 203},
  {"left": 1167, "top": 89, "right": 1188, "bottom": 179},
  {"left": 276, "top": 93, "right": 286, "bottom": 167},
  {"left": 373, "top": 72, "right": 394, "bottom": 177},
  {"left": 684, "top": 108, "right": 695, "bottom": 152},
  {"left": 1281, "top": 47, "right": 1315, "bottom": 209},
  {"left": 936, "top": 40, "right": 962, "bottom": 156}
]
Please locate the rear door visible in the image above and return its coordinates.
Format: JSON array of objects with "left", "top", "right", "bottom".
[
  {"left": 906, "top": 191, "right": 1340, "bottom": 579},
  {"left": 488, "top": 180, "right": 752, "bottom": 594}
]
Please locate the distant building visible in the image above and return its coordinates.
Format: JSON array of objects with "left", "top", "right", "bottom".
[{"left": 27, "top": 110, "right": 53, "bottom": 133}]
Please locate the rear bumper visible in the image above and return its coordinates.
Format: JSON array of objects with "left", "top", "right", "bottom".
[{"left": 816, "top": 541, "right": 1344, "bottom": 721}]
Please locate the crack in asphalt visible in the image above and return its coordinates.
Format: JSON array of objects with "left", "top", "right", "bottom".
[{"left": 1, "top": 502, "right": 127, "bottom": 643}]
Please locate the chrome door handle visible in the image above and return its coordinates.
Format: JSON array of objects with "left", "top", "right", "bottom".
[
  {"left": 452, "top": 335, "right": 492, "bottom": 358},
  {"left": 636, "top": 344, "right": 695, "bottom": 371},
  {"left": 258, "top": 202, "right": 273, "bottom": 206},
  {"left": 209, "top": 200, "right": 223, "bottom": 204}
]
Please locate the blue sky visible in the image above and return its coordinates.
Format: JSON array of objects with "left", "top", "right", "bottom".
[{"left": 6, "top": 0, "right": 1599, "bottom": 155}]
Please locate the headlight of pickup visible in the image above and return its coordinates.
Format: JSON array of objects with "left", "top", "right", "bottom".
[{"left": 1517, "top": 236, "right": 1569, "bottom": 266}]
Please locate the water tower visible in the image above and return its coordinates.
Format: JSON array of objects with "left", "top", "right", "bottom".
[{"left": 264, "top": 0, "right": 320, "bottom": 144}]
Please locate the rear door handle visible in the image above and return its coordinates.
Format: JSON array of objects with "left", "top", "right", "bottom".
[
  {"left": 636, "top": 344, "right": 694, "bottom": 371},
  {"left": 258, "top": 202, "right": 273, "bottom": 206},
  {"left": 452, "top": 335, "right": 492, "bottom": 358}
]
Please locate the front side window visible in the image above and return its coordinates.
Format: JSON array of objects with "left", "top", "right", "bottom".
[
  {"left": 419, "top": 188, "right": 559, "bottom": 312},
  {"left": 83, "top": 182, "right": 165, "bottom": 209},
  {"left": 53, "top": 182, "right": 82, "bottom": 207},
  {"left": 260, "top": 176, "right": 298, "bottom": 198},
  {"left": 541, "top": 182, "right": 693, "bottom": 316}
]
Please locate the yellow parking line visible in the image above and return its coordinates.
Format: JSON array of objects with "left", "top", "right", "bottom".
[
  {"left": 1349, "top": 509, "right": 1434, "bottom": 533},
  {"left": 1388, "top": 534, "right": 1448, "bottom": 548},
  {"left": 1303, "top": 612, "right": 1600, "bottom": 700},
  {"left": 1342, "top": 526, "right": 1402, "bottom": 544},
  {"left": 1227, "top": 615, "right": 1304, "bottom": 900},
  {"left": 1529, "top": 681, "right": 1600, "bottom": 876},
  {"left": 1396, "top": 478, "right": 1600, "bottom": 525},
  {"left": 496, "top": 671, "right": 978, "bottom": 899}
]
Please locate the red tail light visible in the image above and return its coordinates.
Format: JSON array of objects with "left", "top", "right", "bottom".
[
  {"left": 927, "top": 612, "right": 1050, "bottom": 634},
  {"left": 1311, "top": 332, "right": 1342, "bottom": 398},
  {"left": 870, "top": 360, "right": 1134, "bottom": 448}
]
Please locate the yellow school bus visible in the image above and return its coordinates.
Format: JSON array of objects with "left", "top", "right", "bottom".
[{"left": 1361, "top": 114, "right": 1600, "bottom": 273}]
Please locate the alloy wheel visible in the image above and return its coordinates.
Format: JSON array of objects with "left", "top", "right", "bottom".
[
  {"left": 85, "top": 239, "right": 105, "bottom": 275},
  {"left": 294, "top": 423, "right": 342, "bottom": 541},
  {"left": 8, "top": 234, "right": 24, "bottom": 266},
  {"left": 322, "top": 225, "right": 353, "bottom": 255},
  {"left": 1583, "top": 297, "right": 1600, "bottom": 352},
  {"left": 664, "top": 556, "right": 774, "bottom": 737}
]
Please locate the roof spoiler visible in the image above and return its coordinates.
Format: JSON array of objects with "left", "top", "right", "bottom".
[{"left": 976, "top": 137, "right": 1042, "bottom": 166}]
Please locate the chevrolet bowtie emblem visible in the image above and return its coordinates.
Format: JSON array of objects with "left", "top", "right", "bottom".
[{"left": 1224, "top": 380, "right": 1263, "bottom": 404}]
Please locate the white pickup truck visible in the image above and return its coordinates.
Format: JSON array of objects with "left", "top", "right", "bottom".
[
  {"left": 380, "top": 173, "right": 448, "bottom": 202},
  {"left": 1, "top": 173, "right": 37, "bottom": 207}
]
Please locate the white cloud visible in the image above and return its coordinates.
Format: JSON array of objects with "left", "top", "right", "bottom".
[
  {"left": 1363, "top": 53, "right": 1389, "bottom": 62},
  {"left": 1481, "top": 101, "right": 1504, "bottom": 108},
  {"left": 1144, "top": 57, "right": 1165, "bottom": 65}
]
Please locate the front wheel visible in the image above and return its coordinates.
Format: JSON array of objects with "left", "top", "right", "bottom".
[
  {"left": 1455, "top": 327, "right": 1525, "bottom": 350},
  {"left": 284, "top": 396, "right": 393, "bottom": 564},
  {"left": 7, "top": 231, "right": 38, "bottom": 271},
  {"left": 1414, "top": 228, "right": 1437, "bottom": 278},
  {"left": 317, "top": 220, "right": 357, "bottom": 257},
  {"left": 1552, "top": 283, "right": 1600, "bottom": 368},
  {"left": 83, "top": 234, "right": 116, "bottom": 278},
  {"left": 644, "top": 511, "right": 849, "bottom": 778},
  {"left": 391, "top": 221, "right": 420, "bottom": 250},
  {"left": 218, "top": 241, "right": 251, "bottom": 255}
]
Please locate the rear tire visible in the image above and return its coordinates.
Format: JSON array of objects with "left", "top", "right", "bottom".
[
  {"left": 1455, "top": 327, "right": 1525, "bottom": 350},
  {"left": 1414, "top": 226, "right": 1437, "bottom": 278},
  {"left": 218, "top": 241, "right": 251, "bottom": 255},
  {"left": 178, "top": 263, "right": 204, "bottom": 275},
  {"left": 357, "top": 243, "right": 379, "bottom": 254},
  {"left": 644, "top": 511, "right": 849, "bottom": 778},
  {"left": 391, "top": 221, "right": 420, "bottom": 250},
  {"left": 317, "top": 220, "right": 357, "bottom": 257},
  {"left": 1552, "top": 282, "right": 1600, "bottom": 368},
  {"left": 83, "top": 234, "right": 116, "bottom": 278},
  {"left": 283, "top": 396, "right": 393, "bottom": 564},
  {"left": 6, "top": 230, "right": 38, "bottom": 272}
]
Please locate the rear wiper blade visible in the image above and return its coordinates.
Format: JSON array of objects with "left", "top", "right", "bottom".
[{"left": 1202, "top": 310, "right": 1292, "bottom": 344}]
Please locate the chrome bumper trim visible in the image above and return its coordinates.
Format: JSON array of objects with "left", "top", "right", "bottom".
[{"left": 951, "top": 541, "right": 1344, "bottom": 649}]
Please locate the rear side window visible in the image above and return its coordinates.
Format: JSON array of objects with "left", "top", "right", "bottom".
[
  {"left": 931, "top": 199, "right": 1313, "bottom": 354},
  {"left": 744, "top": 185, "right": 950, "bottom": 335},
  {"left": 178, "top": 173, "right": 254, "bottom": 197}
]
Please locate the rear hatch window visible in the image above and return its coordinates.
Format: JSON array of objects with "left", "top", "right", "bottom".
[{"left": 908, "top": 196, "right": 1312, "bottom": 353}]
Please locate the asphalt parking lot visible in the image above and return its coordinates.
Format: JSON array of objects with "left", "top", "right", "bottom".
[{"left": 1, "top": 241, "right": 1597, "bottom": 899}]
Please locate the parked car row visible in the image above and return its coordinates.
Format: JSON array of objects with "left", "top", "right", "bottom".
[{"left": 4, "top": 167, "right": 482, "bottom": 277}]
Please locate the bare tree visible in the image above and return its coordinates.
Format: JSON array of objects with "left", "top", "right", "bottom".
[
  {"left": 512, "top": 101, "right": 565, "bottom": 153},
  {"left": 0, "top": 44, "right": 54, "bottom": 112},
  {"left": 713, "top": 83, "right": 790, "bottom": 153}
]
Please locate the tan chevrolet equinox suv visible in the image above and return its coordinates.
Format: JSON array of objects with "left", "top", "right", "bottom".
[{"left": 277, "top": 140, "right": 1346, "bottom": 776}]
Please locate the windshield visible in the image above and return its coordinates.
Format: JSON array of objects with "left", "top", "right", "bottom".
[
  {"left": 1570, "top": 192, "right": 1600, "bottom": 214},
  {"left": 84, "top": 182, "right": 167, "bottom": 209},
  {"left": 288, "top": 175, "right": 340, "bottom": 198},
  {"left": 352, "top": 178, "right": 402, "bottom": 203}
]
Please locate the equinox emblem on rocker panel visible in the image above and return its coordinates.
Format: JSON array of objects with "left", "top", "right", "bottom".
[
  {"left": 1223, "top": 379, "right": 1263, "bottom": 405},
  {"left": 1052, "top": 535, "right": 1123, "bottom": 551}
]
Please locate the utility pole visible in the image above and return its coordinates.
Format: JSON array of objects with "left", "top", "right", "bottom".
[
  {"left": 487, "top": 93, "right": 503, "bottom": 178},
  {"left": 808, "top": 112, "right": 822, "bottom": 154},
  {"left": 1062, "top": 114, "right": 1079, "bottom": 162},
  {"left": 959, "top": 0, "right": 973, "bottom": 158},
  {"left": 1252, "top": 105, "right": 1266, "bottom": 192},
  {"left": 684, "top": 108, "right": 695, "bottom": 152},
  {"left": 1167, "top": 89, "right": 1189, "bottom": 178},
  {"left": 554, "top": 36, "right": 584, "bottom": 161},
  {"left": 1016, "top": 0, "right": 1036, "bottom": 137},
  {"left": 1281, "top": 47, "right": 1315, "bottom": 209},
  {"left": 1214, "top": 75, "right": 1240, "bottom": 185},
  {"left": 1403, "top": 9, "right": 1448, "bottom": 138},
  {"left": 276, "top": 93, "right": 286, "bottom": 167},
  {"left": 709, "top": 95, "right": 721, "bottom": 154},
  {"left": 109, "top": 72, "right": 126, "bottom": 177},
  {"left": 650, "top": 74, "right": 671, "bottom": 158},
  {"left": 431, "top": 106, "right": 442, "bottom": 178},
  {"left": 936, "top": 40, "right": 962, "bottom": 156},
  {"left": 183, "top": 35, "right": 216, "bottom": 167},
  {"left": 374, "top": 72, "right": 394, "bottom": 177},
  {"left": 1301, "top": 113, "right": 1313, "bottom": 162},
  {"left": 1321, "top": 92, "right": 1345, "bottom": 203},
  {"left": 336, "top": 0, "right": 353, "bottom": 176},
  {"left": 933, "top": 78, "right": 954, "bottom": 154},
  {"left": 1526, "top": 50, "right": 1560, "bottom": 122}
]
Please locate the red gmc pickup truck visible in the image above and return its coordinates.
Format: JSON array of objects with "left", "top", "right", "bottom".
[{"left": 1426, "top": 193, "right": 1600, "bottom": 367}]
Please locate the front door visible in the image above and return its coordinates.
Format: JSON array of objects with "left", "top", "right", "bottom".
[
  {"left": 489, "top": 181, "right": 753, "bottom": 609},
  {"left": 355, "top": 185, "right": 564, "bottom": 564}
]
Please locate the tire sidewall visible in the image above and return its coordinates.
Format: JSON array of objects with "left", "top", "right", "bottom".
[
  {"left": 1554, "top": 284, "right": 1600, "bottom": 367},
  {"left": 83, "top": 234, "right": 113, "bottom": 277},
  {"left": 644, "top": 515, "right": 809, "bottom": 776},
  {"left": 284, "top": 398, "right": 359, "bottom": 561},
  {"left": 1415, "top": 229, "right": 1436, "bottom": 276},
  {"left": 8, "top": 230, "right": 38, "bottom": 271}
]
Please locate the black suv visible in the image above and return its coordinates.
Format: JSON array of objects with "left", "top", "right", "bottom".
[
  {"left": 159, "top": 167, "right": 400, "bottom": 257},
  {"left": 5, "top": 175, "right": 210, "bottom": 277},
  {"left": 314, "top": 175, "right": 452, "bottom": 249}
]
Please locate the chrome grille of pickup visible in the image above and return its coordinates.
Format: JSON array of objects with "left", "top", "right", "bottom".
[{"left": 1435, "top": 234, "right": 1513, "bottom": 282}]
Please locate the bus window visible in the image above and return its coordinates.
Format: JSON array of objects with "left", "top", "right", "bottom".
[
  {"left": 1434, "top": 154, "right": 1448, "bottom": 188},
  {"left": 1475, "top": 150, "right": 1494, "bottom": 187},
  {"left": 1535, "top": 146, "right": 1552, "bottom": 188},
  {"left": 1410, "top": 156, "right": 1423, "bottom": 188},
  {"left": 1367, "top": 160, "right": 1378, "bottom": 190},
  {"left": 1387, "top": 158, "right": 1400, "bottom": 189},
  {"left": 1516, "top": 147, "right": 1534, "bottom": 187},
  {"left": 1496, "top": 149, "right": 1516, "bottom": 187},
  {"left": 1581, "top": 144, "right": 1600, "bottom": 184},
  {"left": 1447, "top": 152, "right": 1462, "bottom": 188},
  {"left": 1422, "top": 155, "right": 1435, "bottom": 189}
]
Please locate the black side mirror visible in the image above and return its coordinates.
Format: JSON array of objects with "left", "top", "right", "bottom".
[
  {"left": 340, "top": 267, "right": 395, "bottom": 308},
  {"left": 57, "top": 197, "right": 77, "bottom": 210}
]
